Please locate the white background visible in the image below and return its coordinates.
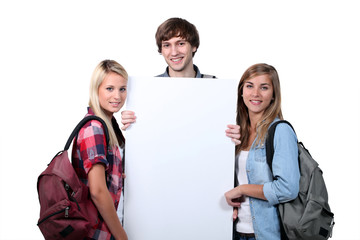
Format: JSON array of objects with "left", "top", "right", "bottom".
[{"left": 0, "top": 0, "right": 359, "bottom": 239}]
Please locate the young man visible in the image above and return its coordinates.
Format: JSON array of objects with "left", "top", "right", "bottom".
[
  {"left": 121, "top": 17, "right": 240, "bottom": 143},
  {"left": 155, "top": 17, "right": 216, "bottom": 79}
]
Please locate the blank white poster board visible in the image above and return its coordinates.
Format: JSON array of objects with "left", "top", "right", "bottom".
[{"left": 124, "top": 77, "right": 237, "bottom": 240}]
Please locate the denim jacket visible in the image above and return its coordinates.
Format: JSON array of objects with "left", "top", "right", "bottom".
[{"left": 247, "top": 119, "right": 300, "bottom": 240}]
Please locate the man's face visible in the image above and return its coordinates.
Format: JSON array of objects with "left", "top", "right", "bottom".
[{"left": 161, "top": 36, "right": 197, "bottom": 76}]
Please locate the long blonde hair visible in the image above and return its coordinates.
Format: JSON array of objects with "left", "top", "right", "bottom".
[
  {"left": 89, "top": 60, "right": 128, "bottom": 147},
  {"left": 236, "top": 63, "right": 283, "bottom": 155}
]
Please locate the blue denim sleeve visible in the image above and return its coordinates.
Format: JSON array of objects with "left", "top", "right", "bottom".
[{"left": 263, "top": 123, "right": 300, "bottom": 205}]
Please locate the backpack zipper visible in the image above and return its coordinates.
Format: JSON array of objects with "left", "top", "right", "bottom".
[
  {"left": 64, "top": 183, "right": 81, "bottom": 210},
  {"left": 37, "top": 206, "right": 70, "bottom": 225}
]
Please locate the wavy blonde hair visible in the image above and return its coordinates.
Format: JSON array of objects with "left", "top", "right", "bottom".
[
  {"left": 89, "top": 60, "right": 128, "bottom": 147},
  {"left": 236, "top": 63, "right": 283, "bottom": 155}
]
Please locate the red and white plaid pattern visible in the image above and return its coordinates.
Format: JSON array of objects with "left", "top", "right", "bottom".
[{"left": 72, "top": 108, "right": 123, "bottom": 240}]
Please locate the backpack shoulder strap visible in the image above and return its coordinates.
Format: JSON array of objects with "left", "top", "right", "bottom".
[
  {"left": 64, "top": 115, "right": 110, "bottom": 151},
  {"left": 265, "top": 120, "right": 295, "bottom": 172}
]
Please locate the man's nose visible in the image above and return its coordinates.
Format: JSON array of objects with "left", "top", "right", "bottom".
[{"left": 170, "top": 45, "right": 178, "bottom": 55}]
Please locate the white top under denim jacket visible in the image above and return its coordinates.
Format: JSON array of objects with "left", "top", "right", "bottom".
[{"left": 248, "top": 119, "right": 300, "bottom": 240}]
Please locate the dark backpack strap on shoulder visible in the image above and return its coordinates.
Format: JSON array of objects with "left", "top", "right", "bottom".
[
  {"left": 265, "top": 120, "right": 295, "bottom": 172},
  {"left": 64, "top": 115, "right": 110, "bottom": 151}
]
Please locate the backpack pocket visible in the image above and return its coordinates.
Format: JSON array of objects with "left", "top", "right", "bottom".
[
  {"left": 37, "top": 199, "right": 93, "bottom": 239},
  {"left": 297, "top": 199, "right": 334, "bottom": 240}
]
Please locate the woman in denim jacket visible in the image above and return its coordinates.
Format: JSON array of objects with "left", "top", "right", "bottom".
[{"left": 225, "top": 63, "right": 300, "bottom": 240}]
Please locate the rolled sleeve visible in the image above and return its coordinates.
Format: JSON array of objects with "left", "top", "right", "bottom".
[
  {"left": 78, "top": 121, "right": 109, "bottom": 174},
  {"left": 263, "top": 181, "right": 280, "bottom": 205},
  {"left": 263, "top": 123, "right": 300, "bottom": 206}
]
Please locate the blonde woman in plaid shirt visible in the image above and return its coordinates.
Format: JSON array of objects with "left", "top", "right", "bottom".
[{"left": 72, "top": 60, "right": 128, "bottom": 240}]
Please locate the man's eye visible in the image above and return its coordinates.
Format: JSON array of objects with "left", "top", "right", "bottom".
[{"left": 162, "top": 44, "right": 169, "bottom": 48}]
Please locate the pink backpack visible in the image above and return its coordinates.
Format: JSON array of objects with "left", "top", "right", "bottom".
[{"left": 37, "top": 116, "right": 109, "bottom": 239}]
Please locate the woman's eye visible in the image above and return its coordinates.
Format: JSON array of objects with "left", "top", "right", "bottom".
[
  {"left": 106, "top": 87, "right": 113, "bottom": 91},
  {"left": 120, "top": 88, "right": 126, "bottom": 92}
]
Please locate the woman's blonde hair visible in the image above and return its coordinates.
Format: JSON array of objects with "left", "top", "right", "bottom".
[
  {"left": 236, "top": 63, "right": 283, "bottom": 155},
  {"left": 89, "top": 60, "right": 128, "bottom": 147}
]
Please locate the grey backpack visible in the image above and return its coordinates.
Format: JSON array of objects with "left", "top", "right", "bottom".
[{"left": 266, "top": 120, "right": 335, "bottom": 240}]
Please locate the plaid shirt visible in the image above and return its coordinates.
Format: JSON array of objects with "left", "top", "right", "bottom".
[{"left": 72, "top": 108, "right": 124, "bottom": 240}]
